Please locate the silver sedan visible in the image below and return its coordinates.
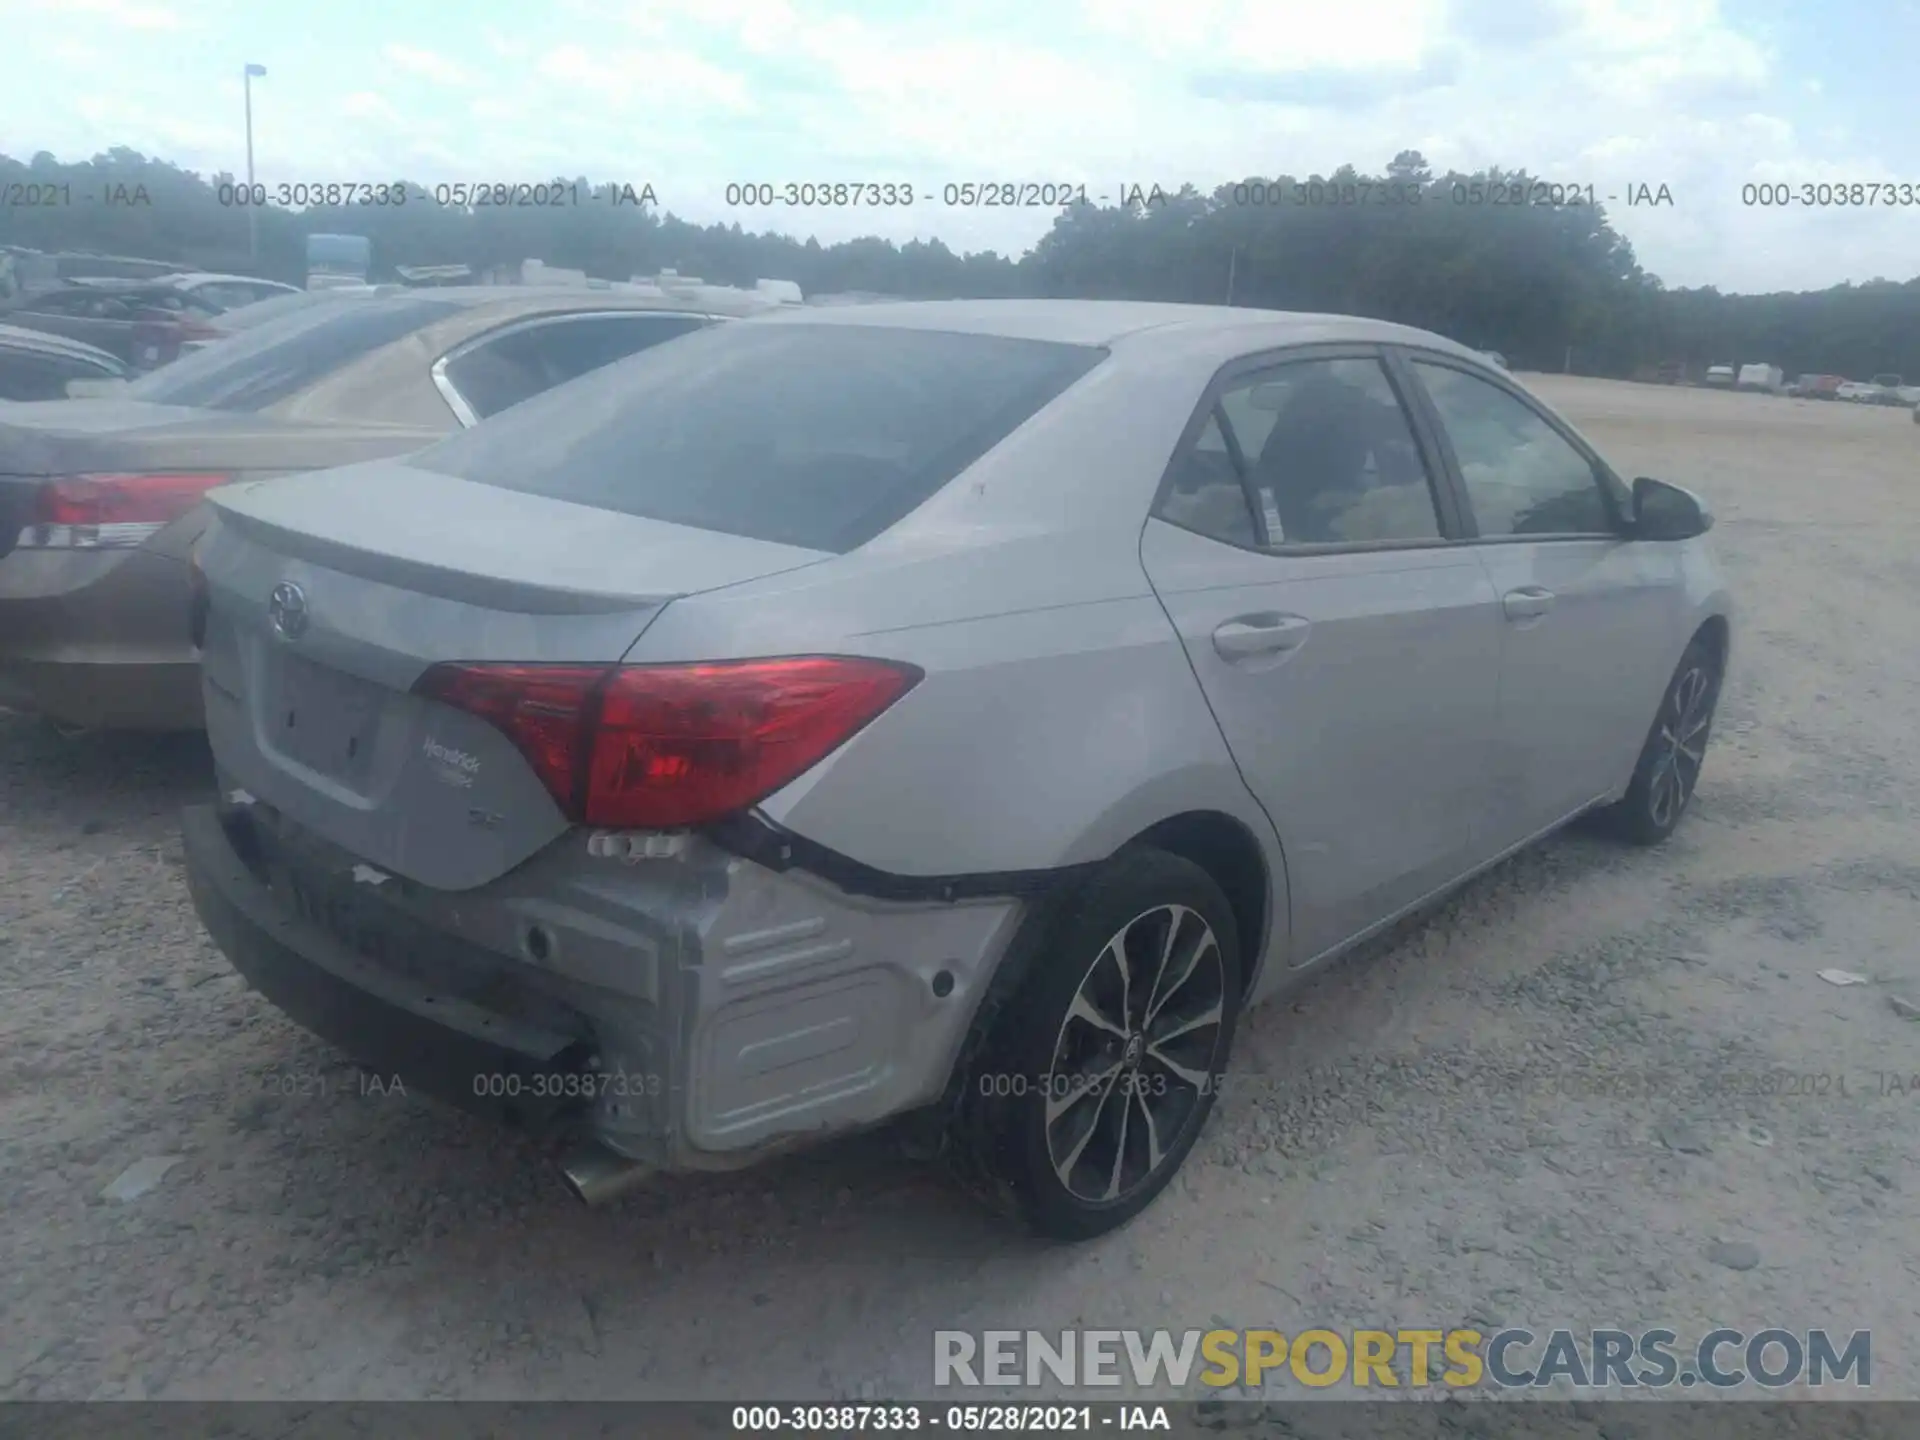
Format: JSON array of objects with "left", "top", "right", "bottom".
[{"left": 180, "top": 300, "right": 1732, "bottom": 1240}]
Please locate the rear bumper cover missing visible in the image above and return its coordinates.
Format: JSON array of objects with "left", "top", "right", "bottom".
[
  {"left": 181, "top": 800, "right": 1026, "bottom": 1171},
  {"left": 182, "top": 803, "right": 592, "bottom": 1133}
]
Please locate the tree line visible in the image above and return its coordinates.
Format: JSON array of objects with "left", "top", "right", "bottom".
[{"left": 4, "top": 147, "right": 1916, "bottom": 381}]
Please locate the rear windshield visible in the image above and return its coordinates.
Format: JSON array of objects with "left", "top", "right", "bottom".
[
  {"left": 410, "top": 322, "right": 1106, "bottom": 552},
  {"left": 124, "top": 296, "right": 462, "bottom": 412}
]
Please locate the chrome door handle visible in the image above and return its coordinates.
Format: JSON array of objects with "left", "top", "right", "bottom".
[
  {"left": 1502, "top": 587, "right": 1555, "bottom": 621},
  {"left": 1212, "top": 614, "right": 1311, "bottom": 659}
]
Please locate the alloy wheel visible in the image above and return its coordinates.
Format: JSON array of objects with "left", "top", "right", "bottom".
[
  {"left": 1043, "top": 904, "right": 1227, "bottom": 1204},
  {"left": 1648, "top": 664, "right": 1716, "bottom": 830}
]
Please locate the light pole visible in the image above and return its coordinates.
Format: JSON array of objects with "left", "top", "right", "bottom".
[{"left": 244, "top": 63, "right": 266, "bottom": 260}]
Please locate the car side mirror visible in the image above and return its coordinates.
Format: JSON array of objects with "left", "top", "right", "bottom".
[{"left": 1631, "top": 476, "right": 1713, "bottom": 541}]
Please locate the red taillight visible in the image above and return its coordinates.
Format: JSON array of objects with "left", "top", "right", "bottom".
[
  {"left": 414, "top": 656, "right": 921, "bottom": 830},
  {"left": 413, "top": 664, "right": 605, "bottom": 809},
  {"left": 589, "top": 657, "right": 920, "bottom": 828},
  {"left": 35, "top": 473, "right": 230, "bottom": 527}
]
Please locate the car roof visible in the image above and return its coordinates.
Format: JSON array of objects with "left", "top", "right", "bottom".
[
  {"left": 165, "top": 272, "right": 296, "bottom": 287},
  {"left": 370, "top": 285, "right": 784, "bottom": 318},
  {"left": 0, "top": 283, "right": 124, "bottom": 306},
  {"left": 0, "top": 322, "right": 126, "bottom": 366},
  {"left": 58, "top": 278, "right": 179, "bottom": 294},
  {"left": 748, "top": 298, "right": 1487, "bottom": 363}
]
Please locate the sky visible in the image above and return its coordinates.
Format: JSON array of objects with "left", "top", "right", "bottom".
[{"left": 3, "top": 0, "right": 1917, "bottom": 294}]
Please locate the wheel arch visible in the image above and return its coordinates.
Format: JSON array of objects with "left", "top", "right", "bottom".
[
  {"left": 931, "top": 804, "right": 1283, "bottom": 1139},
  {"left": 1121, "top": 809, "right": 1276, "bottom": 1000},
  {"left": 1691, "top": 612, "right": 1731, "bottom": 672}
]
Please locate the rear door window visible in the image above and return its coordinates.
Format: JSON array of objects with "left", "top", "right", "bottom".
[
  {"left": 37, "top": 291, "right": 129, "bottom": 318},
  {"left": 1160, "top": 356, "right": 1444, "bottom": 548},
  {"left": 123, "top": 296, "right": 463, "bottom": 412},
  {"left": 437, "top": 312, "right": 713, "bottom": 422},
  {"left": 0, "top": 349, "right": 105, "bottom": 400},
  {"left": 413, "top": 322, "right": 1106, "bottom": 552}
]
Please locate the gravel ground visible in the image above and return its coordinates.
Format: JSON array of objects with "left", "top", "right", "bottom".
[{"left": 2, "top": 377, "right": 1917, "bottom": 1404}]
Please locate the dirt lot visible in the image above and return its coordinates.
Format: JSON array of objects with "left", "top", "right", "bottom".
[{"left": 2, "top": 377, "right": 1917, "bottom": 1403}]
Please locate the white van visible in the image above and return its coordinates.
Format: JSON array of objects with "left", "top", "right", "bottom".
[{"left": 1737, "top": 363, "right": 1784, "bottom": 392}]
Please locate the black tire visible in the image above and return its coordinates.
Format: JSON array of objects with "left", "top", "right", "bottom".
[
  {"left": 1593, "top": 634, "right": 1723, "bottom": 846},
  {"left": 945, "top": 846, "right": 1242, "bottom": 1241}
]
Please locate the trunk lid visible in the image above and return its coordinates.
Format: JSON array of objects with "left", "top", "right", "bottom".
[{"left": 197, "top": 460, "right": 834, "bottom": 890}]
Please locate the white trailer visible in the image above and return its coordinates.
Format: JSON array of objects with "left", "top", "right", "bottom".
[{"left": 1737, "top": 363, "right": 1784, "bottom": 392}]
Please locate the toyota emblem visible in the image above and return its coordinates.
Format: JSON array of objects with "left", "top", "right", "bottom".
[{"left": 267, "top": 581, "right": 309, "bottom": 640}]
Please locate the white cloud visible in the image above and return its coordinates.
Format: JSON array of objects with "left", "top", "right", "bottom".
[
  {"left": 480, "top": 26, "right": 529, "bottom": 61},
  {"left": 534, "top": 45, "right": 755, "bottom": 114},
  {"left": 35, "top": 0, "right": 181, "bottom": 30},
  {"left": 340, "top": 92, "right": 400, "bottom": 123},
  {"left": 382, "top": 45, "right": 473, "bottom": 86},
  {"left": 1078, "top": 0, "right": 1449, "bottom": 70}
]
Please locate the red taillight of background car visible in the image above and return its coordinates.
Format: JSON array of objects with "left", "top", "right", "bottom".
[
  {"left": 23, "top": 472, "right": 231, "bottom": 548},
  {"left": 37, "top": 473, "right": 231, "bottom": 527},
  {"left": 414, "top": 656, "right": 922, "bottom": 830}
]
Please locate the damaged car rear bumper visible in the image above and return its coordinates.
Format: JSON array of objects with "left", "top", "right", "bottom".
[{"left": 180, "top": 796, "right": 1025, "bottom": 1189}]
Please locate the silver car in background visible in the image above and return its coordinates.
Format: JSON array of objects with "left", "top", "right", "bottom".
[
  {"left": 182, "top": 301, "right": 1732, "bottom": 1239},
  {"left": 0, "top": 286, "right": 772, "bottom": 730}
]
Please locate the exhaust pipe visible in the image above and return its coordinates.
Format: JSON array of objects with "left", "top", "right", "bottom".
[{"left": 558, "top": 1140, "right": 654, "bottom": 1206}]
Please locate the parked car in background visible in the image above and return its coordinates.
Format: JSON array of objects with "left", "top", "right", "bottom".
[
  {"left": 1736, "top": 363, "right": 1783, "bottom": 392},
  {"left": 0, "top": 324, "right": 130, "bottom": 401},
  {"left": 136, "top": 272, "right": 302, "bottom": 312},
  {"left": 1836, "top": 380, "right": 1877, "bottom": 402},
  {"left": 1656, "top": 359, "right": 1685, "bottom": 384},
  {"left": 1704, "top": 365, "right": 1735, "bottom": 386},
  {"left": 1479, "top": 350, "right": 1508, "bottom": 369},
  {"left": 0, "top": 286, "right": 779, "bottom": 731},
  {"left": 48, "top": 252, "right": 185, "bottom": 282},
  {"left": 74, "top": 272, "right": 300, "bottom": 315},
  {"left": 177, "top": 300, "right": 1732, "bottom": 1238},
  {"left": 2, "top": 249, "right": 184, "bottom": 298},
  {"left": 1799, "top": 374, "right": 1844, "bottom": 401},
  {"left": 176, "top": 285, "right": 402, "bottom": 355},
  {"left": 1867, "top": 373, "right": 1907, "bottom": 406},
  {"left": 0, "top": 281, "right": 226, "bottom": 368}
]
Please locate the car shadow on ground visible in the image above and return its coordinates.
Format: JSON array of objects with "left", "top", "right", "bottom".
[{"left": 0, "top": 711, "right": 214, "bottom": 836}]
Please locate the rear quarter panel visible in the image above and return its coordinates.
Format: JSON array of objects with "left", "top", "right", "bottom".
[
  {"left": 615, "top": 335, "right": 1292, "bottom": 980},
  {"left": 617, "top": 337, "right": 1275, "bottom": 859},
  {"left": 627, "top": 533, "right": 1281, "bottom": 895}
]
